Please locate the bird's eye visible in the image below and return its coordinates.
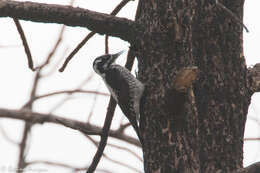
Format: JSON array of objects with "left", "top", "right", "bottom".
[{"left": 93, "top": 58, "right": 106, "bottom": 74}]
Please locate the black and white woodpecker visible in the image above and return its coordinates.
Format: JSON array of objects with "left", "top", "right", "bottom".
[{"left": 93, "top": 50, "right": 144, "bottom": 142}]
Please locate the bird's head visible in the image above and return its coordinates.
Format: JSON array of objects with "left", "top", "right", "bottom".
[{"left": 93, "top": 50, "right": 125, "bottom": 75}]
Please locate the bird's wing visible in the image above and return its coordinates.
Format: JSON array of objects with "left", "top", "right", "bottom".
[
  {"left": 104, "top": 65, "right": 142, "bottom": 141},
  {"left": 104, "top": 65, "right": 133, "bottom": 112}
]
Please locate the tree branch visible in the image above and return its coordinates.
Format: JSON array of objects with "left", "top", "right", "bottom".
[
  {"left": 13, "top": 18, "right": 34, "bottom": 71},
  {"left": 244, "top": 137, "right": 260, "bottom": 141},
  {"left": 35, "top": 25, "right": 65, "bottom": 70},
  {"left": 86, "top": 98, "right": 117, "bottom": 173},
  {"left": 248, "top": 63, "right": 260, "bottom": 94},
  {"left": 233, "top": 162, "right": 260, "bottom": 173},
  {"left": 0, "top": 108, "right": 141, "bottom": 147},
  {"left": 0, "top": 0, "right": 142, "bottom": 43},
  {"left": 58, "top": 0, "right": 133, "bottom": 72},
  {"left": 86, "top": 135, "right": 142, "bottom": 173},
  {"left": 23, "top": 89, "right": 109, "bottom": 108}
]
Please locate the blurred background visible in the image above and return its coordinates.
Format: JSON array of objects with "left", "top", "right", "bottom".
[{"left": 0, "top": 0, "right": 259, "bottom": 173}]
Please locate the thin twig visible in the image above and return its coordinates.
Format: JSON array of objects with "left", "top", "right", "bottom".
[
  {"left": 59, "top": 0, "right": 133, "bottom": 72},
  {"left": 17, "top": 22, "right": 67, "bottom": 173},
  {"left": 244, "top": 138, "right": 260, "bottom": 141},
  {"left": 23, "top": 89, "right": 109, "bottom": 108},
  {"left": 106, "top": 142, "right": 143, "bottom": 162},
  {"left": 59, "top": 32, "right": 95, "bottom": 72},
  {"left": 28, "top": 160, "right": 81, "bottom": 170},
  {"left": 13, "top": 18, "right": 34, "bottom": 71},
  {"left": 43, "top": 46, "right": 69, "bottom": 77},
  {"left": 0, "top": 123, "right": 19, "bottom": 145},
  {"left": 17, "top": 123, "right": 31, "bottom": 173},
  {"left": 35, "top": 25, "right": 66, "bottom": 70},
  {"left": 87, "top": 82, "right": 101, "bottom": 122},
  {"left": 86, "top": 135, "right": 143, "bottom": 172},
  {"left": 48, "top": 73, "right": 95, "bottom": 113},
  {"left": 119, "top": 122, "right": 131, "bottom": 132},
  {"left": 119, "top": 114, "right": 126, "bottom": 127},
  {"left": 48, "top": 96, "right": 78, "bottom": 113}
]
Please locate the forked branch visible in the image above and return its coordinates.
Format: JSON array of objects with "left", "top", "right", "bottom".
[
  {"left": 59, "top": 0, "right": 133, "bottom": 72},
  {"left": 0, "top": 108, "right": 141, "bottom": 147}
]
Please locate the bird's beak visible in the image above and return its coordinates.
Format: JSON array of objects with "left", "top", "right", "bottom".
[{"left": 111, "top": 50, "right": 125, "bottom": 62}]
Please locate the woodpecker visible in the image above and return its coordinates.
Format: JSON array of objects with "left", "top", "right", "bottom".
[{"left": 93, "top": 51, "right": 144, "bottom": 142}]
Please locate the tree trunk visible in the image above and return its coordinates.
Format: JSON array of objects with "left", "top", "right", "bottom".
[{"left": 136, "top": 0, "right": 250, "bottom": 173}]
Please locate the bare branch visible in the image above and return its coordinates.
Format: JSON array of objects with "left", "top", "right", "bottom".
[
  {"left": 0, "top": 108, "right": 141, "bottom": 147},
  {"left": 86, "top": 136, "right": 143, "bottom": 173},
  {"left": 0, "top": 1, "right": 141, "bottom": 43},
  {"left": 48, "top": 74, "right": 95, "bottom": 113},
  {"left": 118, "top": 122, "right": 131, "bottom": 132},
  {"left": 43, "top": 47, "right": 69, "bottom": 77},
  {"left": 244, "top": 138, "right": 260, "bottom": 141},
  {"left": 17, "top": 123, "right": 31, "bottom": 173},
  {"left": 248, "top": 63, "right": 260, "bottom": 94},
  {"left": 59, "top": 0, "right": 134, "bottom": 72},
  {"left": 17, "top": 50, "right": 44, "bottom": 172},
  {"left": 233, "top": 162, "right": 260, "bottom": 173},
  {"left": 87, "top": 83, "right": 101, "bottom": 122},
  {"left": 13, "top": 18, "right": 34, "bottom": 71},
  {"left": 37, "top": 89, "right": 109, "bottom": 98},
  {"left": 23, "top": 89, "right": 109, "bottom": 108},
  {"left": 35, "top": 25, "right": 66, "bottom": 70},
  {"left": 104, "top": 0, "right": 133, "bottom": 54},
  {"left": 86, "top": 98, "right": 117, "bottom": 173},
  {"left": 59, "top": 32, "right": 95, "bottom": 72},
  {"left": 28, "top": 160, "right": 82, "bottom": 170},
  {"left": 106, "top": 141, "right": 143, "bottom": 162}
]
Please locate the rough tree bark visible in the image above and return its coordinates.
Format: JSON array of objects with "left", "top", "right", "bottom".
[
  {"left": 192, "top": 1, "right": 248, "bottom": 172},
  {"left": 136, "top": 0, "right": 253, "bottom": 173},
  {"left": 1, "top": 0, "right": 260, "bottom": 173}
]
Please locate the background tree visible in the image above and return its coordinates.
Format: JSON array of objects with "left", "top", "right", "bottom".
[{"left": 0, "top": 0, "right": 260, "bottom": 173}]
